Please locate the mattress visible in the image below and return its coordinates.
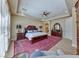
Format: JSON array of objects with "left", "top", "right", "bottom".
[{"left": 25, "top": 32, "right": 47, "bottom": 40}]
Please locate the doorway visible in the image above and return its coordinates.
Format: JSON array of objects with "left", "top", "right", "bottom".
[{"left": 75, "top": 0, "right": 79, "bottom": 55}]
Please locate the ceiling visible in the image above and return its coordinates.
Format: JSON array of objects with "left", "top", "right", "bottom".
[{"left": 8, "top": 0, "right": 73, "bottom": 21}]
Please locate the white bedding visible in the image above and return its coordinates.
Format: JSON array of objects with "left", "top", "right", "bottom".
[{"left": 25, "top": 32, "right": 47, "bottom": 40}]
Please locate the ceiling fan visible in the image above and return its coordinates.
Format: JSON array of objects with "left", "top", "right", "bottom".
[{"left": 42, "top": 11, "right": 50, "bottom": 17}]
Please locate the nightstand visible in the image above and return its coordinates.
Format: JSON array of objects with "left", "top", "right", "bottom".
[{"left": 17, "top": 33, "right": 25, "bottom": 40}]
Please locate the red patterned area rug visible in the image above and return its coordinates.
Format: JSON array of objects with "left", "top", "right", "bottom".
[{"left": 14, "top": 36, "right": 61, "bottom": 56}]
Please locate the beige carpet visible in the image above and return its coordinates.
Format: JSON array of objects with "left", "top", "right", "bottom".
[
  {"left": 5, "top": 41, "right": 14, "bottom": 58},
  {"left": 49, "top": 38, "right": 76, "bottom": 55}
]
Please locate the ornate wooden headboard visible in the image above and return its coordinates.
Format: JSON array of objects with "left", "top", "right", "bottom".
[
  {"left": 25, "top": 25, "right": 38, "bottom": 30},
  {"left": 24, "top": 25, "right": 38, "bottom": 35}
]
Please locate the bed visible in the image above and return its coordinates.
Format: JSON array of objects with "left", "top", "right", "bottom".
[{"left": 24, "top": 25, "right": 48, "bottom": 44}]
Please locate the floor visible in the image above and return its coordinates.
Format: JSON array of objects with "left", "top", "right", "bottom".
[
  {"left": 5, "top": 38, "right": 76, "bottom": 58},
  {"left": 5, "top": 40, "right": 14, "bottom": 58},
  {"left": 49, "top": 38, "right": 76, "bottom": 55},
  {"left": 14, "top": 36, "right": 61, "bottom": 55}
]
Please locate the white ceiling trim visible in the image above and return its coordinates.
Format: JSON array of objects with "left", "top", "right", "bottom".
[
  {"left": 17, "top": 0, "right": 70, "bottom": 20},
  {"left": 16, "top": 13, "right": 42, "bottom": 21},
  {"left": 8, "top": 0, "right": 73, "bottom": 21}
]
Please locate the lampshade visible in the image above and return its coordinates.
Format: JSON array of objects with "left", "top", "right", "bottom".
[
  {"left": 19, "top": 25, "right": 21, "bottom": 29},
  {"left": 39, "top": 26, "right": 42, "bottom": 28},
  {"left": 16, "top": 25, "right": 22, "bottom": 29}
]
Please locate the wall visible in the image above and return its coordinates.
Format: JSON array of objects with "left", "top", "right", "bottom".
[
  {"left": 51, "top": 16, "right": 77, "bottom": 48},
  {"left": 11, "top": 15, "right": 43, "bottom": 39},
  {"left": 11, "top": 11, "right": 77, "bottom": 48},
  {"left": 50, "top": 18, "right": 65, "bottom": 37},
  {"left": 72, "top": 7, "right": 77, "bottom": 48},
  {"left": 7, "top": 0, "right": 18, "bottom": 14}
]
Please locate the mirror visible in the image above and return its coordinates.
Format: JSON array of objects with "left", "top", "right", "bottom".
[
  {"left": 53, "top": 23, "right": 62, "bottom": 32},
  {"left": 54, "top": 24, "right": 60, "bottom": 30}
]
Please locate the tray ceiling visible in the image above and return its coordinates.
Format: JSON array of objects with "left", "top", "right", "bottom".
[{"left": 8, "top": 0, "right": 73, "bottom": 20}]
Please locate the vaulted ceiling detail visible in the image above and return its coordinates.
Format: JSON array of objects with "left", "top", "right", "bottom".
[{"left": 8, "top": 0, "right": 73, "bottom": 21}]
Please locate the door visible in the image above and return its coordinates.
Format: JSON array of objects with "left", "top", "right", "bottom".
[
  {"left": 75, "top": 0, "right": 79, "bottom": 55},
  {"left": 77, "top": 14, "right": 79, "bottom": 54},
  {"left": 43, "top": 21, "right": 51, "bottom": 35},
  {"left": 45, "top": 23, "right": 49, "bottom": 33}
]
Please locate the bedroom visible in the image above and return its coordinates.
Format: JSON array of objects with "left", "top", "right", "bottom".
[{"left": 0, "top": 0, "right": 79, "bottom": 58}]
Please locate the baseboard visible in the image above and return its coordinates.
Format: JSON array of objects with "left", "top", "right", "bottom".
[
  {"left": 62, "top": 37, "right": 72, "bottom": 41},
  {"left": 63, "top": 37, "right": 77, "bottom": 48}
]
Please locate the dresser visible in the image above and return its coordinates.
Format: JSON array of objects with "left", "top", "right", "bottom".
[
  {"left": 51, "top": 30, "right": 62, "bottom": 37},
  {"left": 51, "top": 23, "right": 62, "bottom": 37}
]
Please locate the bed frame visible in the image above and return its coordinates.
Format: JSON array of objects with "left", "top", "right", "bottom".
[
  {"left": 24, "top": 25, "right": 48, "bottom": 44},
  {"left": 30, "top": 35, "right": 48, "bottom": 44}
]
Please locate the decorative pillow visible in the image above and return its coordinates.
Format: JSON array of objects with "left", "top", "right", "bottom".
[
  {"left": 33, "top": 30, "right": 38, "bottom": 32},
  {"left": 25, "top": 25, "right": 32, "bottom": 29},
  {"left": 56, "top": 49, "right": 64, "bottom": 55},
  {"left": 27, "top": 30, "right": 33, "bottom": 33},
  {"left": 43, "top": 51, "right": 59, "bottom": 56},
  {"left": 25, "top": 25, "right": 32, "bottom": 30},
  {"left": 30, "top": 51, "right": 45, "bottom": 58}
]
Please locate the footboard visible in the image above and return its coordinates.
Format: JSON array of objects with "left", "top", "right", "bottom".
[{"left": 31, "top": 35, "right": 48, "bottom": 44}]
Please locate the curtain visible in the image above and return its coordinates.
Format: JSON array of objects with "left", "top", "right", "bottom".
[
  {"left": 0, "top": 14, "right": 5, "bottom": 57},
  {"left": 0, "top": 0, "right": 10, "bottom": 57},
  {"left": 2, "top": 0, "right": 10, "bottom": 52}
]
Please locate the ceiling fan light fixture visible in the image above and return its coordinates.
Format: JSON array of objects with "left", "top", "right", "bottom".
[{"left": 42, "top": 11, "right": 50, "bottom": 17}]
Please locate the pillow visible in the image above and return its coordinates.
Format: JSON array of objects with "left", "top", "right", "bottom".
[
  {"left": 56, "top": 49, "right": 64, "bottom": 55},
  {"left": 30, "top": 51, "right": 45, "bottom": 58},
  {"left": 43, "top": 50, "right": 64, "bottom": 56},
  {"left": 43, "top": 51, "right": 59, "bottom": 56},
  {"left": 33, "top": 30, "right": 38, "bottom": 32},
  {"left": 25, "top": 25, "right": 32, "bottom": 28},
  {"left": 27, "top": 30, "right": 33, "bottom": 33}
]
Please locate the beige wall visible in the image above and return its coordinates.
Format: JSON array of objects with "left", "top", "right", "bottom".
[
  {"left": 72, "top": 7, "right": 77, "bottom": 48},
  {"left": 50, "top": 18, "right": 65, "bottom": 37},
  {"left": 11, "top": 15, "right": 43, "bottom": 39},
  {"left": 11, "top": 13, "right": 77, "bottom": 48},
  {"left": 50, "top": 16, "right": 77, "bottom": 48}
]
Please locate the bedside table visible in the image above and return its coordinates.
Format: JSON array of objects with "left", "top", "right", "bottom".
[{"left": 17, "top": 33, "right": 25, "bottom": 40}]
